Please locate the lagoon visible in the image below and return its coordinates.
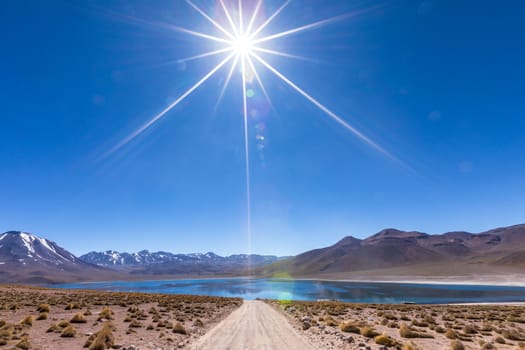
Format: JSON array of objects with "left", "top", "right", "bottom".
[{"left": 55, "top": 278, "right": 525, "bottom": 304}]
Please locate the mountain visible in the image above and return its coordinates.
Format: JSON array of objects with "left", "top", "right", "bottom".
[
  {"left": 0, "top": 231, "right": 119, "bottom": 284},
  {"left": 79, "top": 250, "right": 286, "bottom": 276},
  {"left": 258, "top": 224, "right": 525, "bottom": 278}
]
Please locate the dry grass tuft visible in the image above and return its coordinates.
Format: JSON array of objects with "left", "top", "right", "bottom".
[
  {"left": 36, "top": 312, "right": 48, "bottom": 321},
  {"left": 400, "top": 323, "right": 434, "bottom": 339},
  {"left": 15, "top": 335, "right": 31, "bottom": 349},
  {"left": 19, "top": 315, "right": 33, "bottom": 327},
  {"left": 374, "top": 333, "right": 399, "bottom": 347},
  {"left": 172, "top": 322, "right": 187, "bottom": 335},
  {"left": 36, "top": 304, "right": 50, "bottom": 313},
  {"left": 360, "top": 326, "right": 379, "bottom": 338},
  {"left": 449, "top": 339, "right": 465, "bottom": 350},
  {"left": 84, "top": 322, "right": 114, "bottom": 350},
  {"left": 70, "top": 313, "right": 87, "bottom": 324},
  {"left": 61, "top": 325, "right": 77, "bottom": 338},
  {"left": 339, "top": 321, "right": 360, "bottom": 334}
]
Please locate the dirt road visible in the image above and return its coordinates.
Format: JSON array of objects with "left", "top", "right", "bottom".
[{"left": 189, "top": 300, "right": 316, "bottom": 350}]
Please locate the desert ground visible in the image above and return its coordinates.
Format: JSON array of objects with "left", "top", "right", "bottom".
[
  {"left": 0, "top": 286, "right": 241, "bottom": 349},
  {"left": 2, "top": 286, "right": 525, "bottom": 349},
  {"left": 265, "top": 299, "right": 525, "bottom": 350}
]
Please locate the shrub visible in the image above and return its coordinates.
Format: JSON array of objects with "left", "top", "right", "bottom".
[
  {"left": 374, "top": 333, "right": 398, "bottom": 347},
  {"left": 128, "top": 320, "right": 142, "bottom": 328},
  {"left": 65, "top": 303, "right": 79, "bottom": 310},
  {"left": 339, "top": 322, "right": 360, "bottom": 334},
  {"left": 172, "top": 323, "right": 187, "bottom": 335},
  {"left": 19, "top": 316, "right": 33, "bottom": 327},
  {"left": 446, "top": 328, "right": 458, "bottom": 339},
  {"left": 61, "top": 325, "right": 77, "bottom": 337},
  {"left": 71, "top": 313, "right": 87, "bottom": 324},
  {"left": 99, "top": 307, "right": 114, "bottom": 320},
  {"left": 360, "top": 326, "right": 379, "bottom": 338},
  {"left": 57, "top": 320, "right": 70, "bottom": 328},
  {"left": 494, "top": 336, "right": 505, "bottom": 344},
  {"left": 37, "top": 304, "right": 50, "bottom": 313},
  {"left": 15, "top": 336, "right": 31, "bottom": 350},
  {"left": 46, "top": 324, "right": 61, "bottom": 333},
  {"left": 36, "top": 313, "right": 48, "bottom": 321},
  {"left": 400, "top": 323, "right": 433, "bottom": 339},
  {"left": 402, "top": 341, "right": 422, "bottom": 350},
  {"left": 84, "top": 322, "right": 114, "bottom": 350},
  {"left": 463, "top": 325, "right": 477, "bottom": 334},
  {"left": 450, "top": 340, "right": 464, "bottom": 350}
]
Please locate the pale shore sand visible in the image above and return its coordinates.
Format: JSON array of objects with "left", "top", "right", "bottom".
[{"left": 294, "top": 274, "right": 525, "bottom": 287}]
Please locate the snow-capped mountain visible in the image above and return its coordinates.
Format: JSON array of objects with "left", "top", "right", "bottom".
[
  {"left": 79, "top": 249, "right": 285, "bottom": 269},
  {"left": 0, "top": 231, "right": 79, "bottom": 266},
  {"left": 0, "top": 231, "right": 118, "bottom": 284}
]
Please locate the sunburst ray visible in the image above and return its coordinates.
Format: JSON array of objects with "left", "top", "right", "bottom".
[{"left": 105, "top": 52, "right": 234, "bottom": 157}]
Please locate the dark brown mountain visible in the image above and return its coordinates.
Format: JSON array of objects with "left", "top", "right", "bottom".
[{"left": 258, "top": 224, "right": 525, "bottom": 278}]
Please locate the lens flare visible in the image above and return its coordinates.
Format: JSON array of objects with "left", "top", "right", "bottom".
[{"left": 107, "top": 1, "right": 400, "bottom": 270}]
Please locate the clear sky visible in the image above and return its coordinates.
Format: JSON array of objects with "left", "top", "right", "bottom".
[{"left": 1, "top": 0, "right": 524, "bottom": 257}]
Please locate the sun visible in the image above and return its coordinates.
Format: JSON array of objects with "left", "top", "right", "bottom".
[
  {"left": 106, "top": 0, "right": 398, "bottom": 262},
  {"left": 231, "top": 35, "right": 254, "bottom": 56}
]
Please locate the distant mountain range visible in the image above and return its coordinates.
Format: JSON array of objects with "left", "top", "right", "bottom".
[
  {"left": 79, "top": 250, "right": 287, "bottom": 276},
  {"left": 258, "top": 224, "right": 525, "bottom": 278},
  {"left": 0, "top": 231, "right": 286, "bottom": 283},
  {"left": 2, "top": 224, "right": 525, "bottom": 284}
]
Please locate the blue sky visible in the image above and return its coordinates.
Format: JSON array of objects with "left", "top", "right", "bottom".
[{"left": 1, "top": 0, "right": 524, "bottom": 257}]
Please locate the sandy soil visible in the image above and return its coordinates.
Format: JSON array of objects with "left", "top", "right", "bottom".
[
  {"left": 266, "top": 299, "right": 525, "bottom": 350},
  {"left": 0, "top": 286, "right": 241, "bottom": 349},
  {"left": 189, "top": 300, "right": 316, "bottom": 350}
]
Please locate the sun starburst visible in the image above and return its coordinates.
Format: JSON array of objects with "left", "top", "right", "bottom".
[{"left": 106, "top": 0, "right": 397, "bottom": 265}]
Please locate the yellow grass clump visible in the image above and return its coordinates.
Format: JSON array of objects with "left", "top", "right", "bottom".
[
  {"left": 84, "top": 322, "right": 115, "bottom": 350},
  {"left": 19, "top": 316, "right": 33, "bottom": 327},
  {"left": 70, "top": 313, "right": 87, "bottom": 324},
  {"left": 172, "top": 322, "right": 187, "bottom": 335},
  {"left": 339, "top": 321, "right": 360, "bottom": 334},
  {"left": 450, "top": 339, "right": 465, "bottom": 350},
  {"left": 36, "top": 304, "right": 50, "bottom": 313},
  {"left": 374, "top": 333, "right": 399, "bottom": 347},
  {"left": 61, "top": 325, "right": 77, "bottom": 338}
]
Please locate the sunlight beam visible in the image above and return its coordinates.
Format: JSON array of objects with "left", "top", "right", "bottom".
[
  {"left": 253, "top": 13, "right": 349, "bottom": 44},
  {"left": 215, "top": 54, "right": 240, "bottom": 110},
  {"left": 252, "top": 53, "right": 395, "bottom": 160},
  {"left": 220, "top": 0, "right": 239, "bottom": 37},
  {"left": 241, "top": 56, "right": 253, "bottom": 266},
  {"left": 238, "top": 0, "right": 244, "bottom": 35},
  {"left": 186, "top": 0, "right": 236, "bottom": 41},
  {"left": 246, "top": 0, "right": 262, "bottom": 36},
  {"left": 246, "top": 55, "right": 275, "bottom": 112},
  {"left": 167, "top": 24, "right": 232, "bottom": 44},
  {"left": 252, "top": 46, "right": 314, "bottom": 62},
  {"left": 178, "top": 47, "right": 234, "bottom": 63},
  {"left": 105, "top": 53, "right": 235, "bottom": 156},
  {"left": 249, "top": 0, "right": 290, "bottom": 40}
]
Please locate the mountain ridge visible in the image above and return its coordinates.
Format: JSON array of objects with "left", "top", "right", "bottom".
[
  {"left": 2, "top": 224, "right": 525, "bottom": 283},
  {"left": 257, "top": 224, "right": 525, "bottom": 277}
]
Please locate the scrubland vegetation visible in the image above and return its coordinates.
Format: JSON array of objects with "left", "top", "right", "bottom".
[
  {"left": 266, "top": 299, "right": 525, "bottom": 350},
  {"left": 0, "top": 285, "right": 241, "bottom": 349}
]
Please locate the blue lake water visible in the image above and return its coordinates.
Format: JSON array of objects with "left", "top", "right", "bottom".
[{"left": 55, "top": 278, "right": 525, "bottom": 304}]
